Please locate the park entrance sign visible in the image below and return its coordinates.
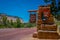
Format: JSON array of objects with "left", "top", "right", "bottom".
[{"left": 29, "top": 5, "right": 60, "bottom": 39}]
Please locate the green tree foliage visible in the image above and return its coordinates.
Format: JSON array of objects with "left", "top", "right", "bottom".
[
  {"left": 0, "top": 15, "right": 26, "bottom": 28},
  {"left": 6, "top": 20, "right": 11, "bottom": 28},
  {"left": 56, "top": 14, "right": 60, "bottom": 20},
  {"left": 7, "top": 20, "right": 10, "bottom": 24},
  {"left": 0, "top": 15, "right": 36, "bottom": 28},
  {"left": 10, "top": 19, "right": 13, "bottom": 25},
  {"left": 25, "top": 23, "right": 35, "bottom": 28},
  {"left": 13, "top": 22, "right": 17, "bottom": 28},
  {"left": 44, "top": 0, "right": 50, "bottom": 3},
  {"left": 7, "top": 20, "right": 14, "bottom": 28},
  {"left": 20, "top": 23, "right": 24, "bottom": 28},
  {"left": 16, "top": 18, "right": 21, "bottom": 28},
  {"left": 2, "top": 16, "right": 7, "bottom": 26},
  {"left": 44, "top": 0, "right": 58, "bottom": 18}
]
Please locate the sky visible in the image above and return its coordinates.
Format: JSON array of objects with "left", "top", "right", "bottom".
[{"left": 0, "top": 0, "right": 57, "bottom": 23}]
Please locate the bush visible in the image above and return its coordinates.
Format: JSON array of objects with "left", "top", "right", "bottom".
[
  {"left": 20, "top": 23, "right": 24, "bottom": 28},
  {"left": 25, "top": 23, "right": 36, "bottom": 28}
]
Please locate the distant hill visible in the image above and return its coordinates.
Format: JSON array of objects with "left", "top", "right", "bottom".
[{"left": 0, "top": 13, "right": 23, "bottom": 23}]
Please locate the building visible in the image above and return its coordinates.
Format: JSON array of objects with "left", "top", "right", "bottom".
[{"left": 0, "top": 13, "right": 23, "bottom": 23}]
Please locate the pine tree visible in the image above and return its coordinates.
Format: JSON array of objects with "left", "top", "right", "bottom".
[{"left": 44, "top": 0, "right": 58, "bottom": 17}]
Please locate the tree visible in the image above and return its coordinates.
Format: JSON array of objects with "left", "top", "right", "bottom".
[
  {"left": 2, "top": 16, "right": 7, "bottom": 27},
  {"left": 16, "top": 18, "right": 21, "bottom": 28},
  {"left": 20, "top": 23, "right": 24, "bottom": 28},
  {"left": 25, "top": 23, "right": 34, "bottom": 28},
  {"left": 44, "top": 0, "right": 58, "bottom": 18},
  {"left": 44, "top": 0, "right": 50, "bottom": 3},
  {"left": 6, "top": 20, "right": 12, "bottom": 28},
  {"left": 10, "top": 19, "right": 13, "bottom": 25},
  {"left": 13, "top": 22, "right": 17, "bottom": 28},
  {"left": 44, "top": 0, "right": 60, "bottom": 21}
]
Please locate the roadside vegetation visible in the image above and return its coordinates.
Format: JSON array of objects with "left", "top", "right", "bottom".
[{"left": 0, "top": 16, "right": 36, "bottom": 28}]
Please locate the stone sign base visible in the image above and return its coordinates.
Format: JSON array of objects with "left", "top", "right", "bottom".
[
  {"left": 37, "top": 30, "right": 59, "bottom": 39},
  {"left": 33, "top": 24, "right": 60, "bottom": 39},
  {"left": 37, "top": 24, "right": 57, "bottom": 31},
  {"left": 33, "top": 31, "right": 60, "bottom": 39}
]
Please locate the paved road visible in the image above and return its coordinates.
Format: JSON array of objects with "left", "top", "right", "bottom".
[{"left": 0, "top": 28, "right": 36, "bottom": 40}]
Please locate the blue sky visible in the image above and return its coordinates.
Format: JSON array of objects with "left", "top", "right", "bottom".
[{"left": 0, "top": 0, "right": 57, "bottom": 23}]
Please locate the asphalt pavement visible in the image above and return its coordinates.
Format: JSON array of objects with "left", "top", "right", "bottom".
[{"left": 0, "top": 28, "right": 36, "bottom": 40}]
